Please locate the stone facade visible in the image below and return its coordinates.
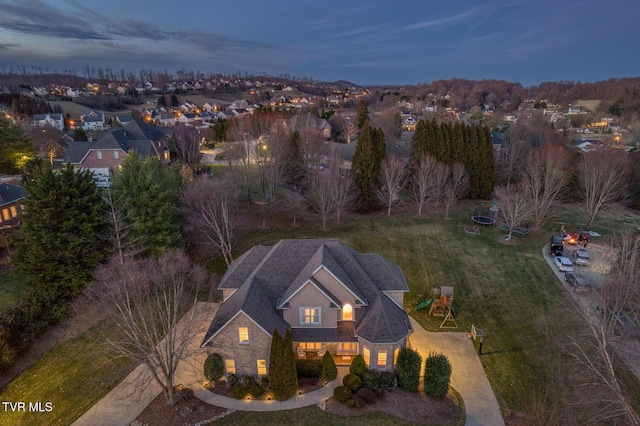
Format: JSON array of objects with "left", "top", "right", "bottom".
[{"left": 206, "top": 312, "right": 272, "bottom": 377}]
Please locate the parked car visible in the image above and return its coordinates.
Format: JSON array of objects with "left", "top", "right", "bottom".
[
  {"left": 550, "top": 235, "right": 564, "bottom": 256},
  {"left": 564, "top": 272, "right": 590, "bottom": 292},
  {"left": 573, "top": 248, "right": 590, "bottom": 266},
  {"left": 554, "top": 256, "right": 575, "bottom": 272}
]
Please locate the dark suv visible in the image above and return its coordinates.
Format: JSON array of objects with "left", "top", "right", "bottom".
[{"left": 550, "top": 235, "right": 564, "bottom": 256}]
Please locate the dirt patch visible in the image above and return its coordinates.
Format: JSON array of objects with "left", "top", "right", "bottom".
[{"left": 323, "top": 388, "right": 459, "bottom": 425}]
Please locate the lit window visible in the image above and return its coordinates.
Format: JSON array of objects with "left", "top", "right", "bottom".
[
  {"left": 96, "top": 150, "right": 102, "bottom": 159},
  {"left": 342, "top": 303, "right": 353, "bottom": 321},
  {"left": 10, "top": 206, "right": 17, "bottom": 217},
  {"left": 363, "top": 347, "right": 370, "bottom": 366},
  {"left": 338, "top": 342, "right": 357, "bottom": 354},
  {"left": 300, "top": 342, "right": 321, "bottom": 350},
  {"left": 238, "top": 327, "right": 249, "bottom": 343},
  {"left": 225, "top": 359, "right": 236, "bottom": 375},
  {"left": 114, "top": 151, "right": 119, "bottom": 159},
  {"left": 2, "top": 209, "right": 9, "bottom": 221},
  {"left": 378, "top": 350, "right": 387, "bottom": 369},
  {"left": 257, "top": 359, "right": 267, "bottom": 375},
  {"left": 394, "top": 348, "right": 400, "bottom": 365},
  {"left": 300, "top": 307, "right": 320, "bottom": 325}
]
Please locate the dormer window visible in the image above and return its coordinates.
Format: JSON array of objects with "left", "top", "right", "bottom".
[
  {"left": 342, "top": 303, "right": 353, "bottom": 321},
  {"left": 300, "top": 307, "right": 320, "bottom": 325}
]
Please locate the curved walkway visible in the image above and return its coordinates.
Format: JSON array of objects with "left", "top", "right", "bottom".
[{"left": 74, "top": 302, "right": 503, "bottom": 425}]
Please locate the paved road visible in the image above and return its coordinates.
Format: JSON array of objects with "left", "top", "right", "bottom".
[{"left": 74, "top": 302, "right": 503, "bottom": 425}]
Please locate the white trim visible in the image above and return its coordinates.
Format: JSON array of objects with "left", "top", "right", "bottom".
[{"left": 299, "top": 306, "right": 321, "bottom": 325}]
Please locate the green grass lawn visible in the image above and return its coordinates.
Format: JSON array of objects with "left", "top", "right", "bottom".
[
  {"left": 0, "top": 323, "right": 136, "bottom": 426},
  {"left": 0, "top": 270, "right": 31, "bottom": 314}
]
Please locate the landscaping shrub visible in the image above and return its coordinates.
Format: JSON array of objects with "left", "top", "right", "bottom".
[
  {"left": 295, "top": 359, "right": 322, "bottom": 378},
  {"left": 356, "top": 387, "right": 377, "bottom": 404},
  {"left": 345, "top": 398, "right": 355, "bottom": 408},
  {"left": 226, "top": 374, "right": 239, "bottom": 387},
  {"left": 379, "top": 371, "right": 397, "bottom": 389},
  {"left": 349, "top": 354, "right": 367, "bottom": 377},
  {"left": 362, "top": 370, "right": 381, "bottom": 389},
  {"left": 231, "top": 384, "right": 247, "bottom": 399},
  {"left": 321, "top": 351, "right": 337, "bottom": 382},
  {"left": 395, "top": 347, "right": 422, "bottom": 393},
  {"left": 203, "top": 353, "right": 224, "bottom": 381},
  {"left": 242, "top": 375, "right": 256, "bottom": 388},
  {"left": 248, "top": 383, "right": 265, "bottom": 398},
  {"left": 260, "top": 376, "right": 270, "bottom": 389},
  {"left": 423, "top": 352, "right": 452, "bottom": 399},
  {"left": 373, "top": 388, "right": 386, "bottom": 400},
  {"left": 333, "top": 385, "right": 352, "bottom": 403},
  {"left": 352, "top": 394, "right": 365, "bottom": 407},
  {"left": 343, "top": 373, "right": 363, "bottom": 392}
]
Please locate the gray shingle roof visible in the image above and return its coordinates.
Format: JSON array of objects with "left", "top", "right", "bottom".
[
  {"left": 0, "top": 183, "right": 28, "bottom": 207},
  {"left": 201, "top": 239, "right": 411, "bottom": 346}
]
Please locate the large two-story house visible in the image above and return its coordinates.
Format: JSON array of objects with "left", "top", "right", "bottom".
[
  {"left": 64, "top": 119, "right": 169, "bottom": 176},
  {"left": 201, "top": 239, "right": 412, "bottom": 377},
  {"left": 0, "top": 183, "right": 28, "bottom": 230}
]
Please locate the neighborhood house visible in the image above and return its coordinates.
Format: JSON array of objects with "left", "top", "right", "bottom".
[{"left": 201, "top": 239, "right": 412, "bottom": 377}]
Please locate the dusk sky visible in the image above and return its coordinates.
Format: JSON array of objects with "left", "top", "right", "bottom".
[{"left": 0, "top": 0, "right": 637, "bottom": 87}]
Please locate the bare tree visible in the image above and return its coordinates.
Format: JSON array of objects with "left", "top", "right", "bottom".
[
  {"left": 169, "top": 124, "right": 201, "bottom": 166},
  {"left": 410, "top": 154, "right": 439, "bottom": 215},
  {"left": 181, "top": 178, "right": 236, "bottom": 266},
  {"left": 224, "top": 138, "right": 255, "bottom": 204},
  {"left": 498, "top": 123, "right": 532, "bottom": 185},
  {"left": 84, "top": 251, "right": 212, "bottom": 405},
  {"left": 28, "top": 125, "right": 65, "bottom": 164},
  {"left": 326, "top": 147, "right": 355, "bottom": 222},
  {"left": 443, "top": 162, "right": 469, "bottom": 220},
  {"left": 497, "top": 183, "right": 532, "bottom": 241},
  {"left": 103, "top": 188, "right": 142, "bottom": 264},
  {"left": 566, "top": 232, "right": 640, "bottom": 425},
  {"left": 330, "top": 112, "right": 357, "bottom": 144},
  {"left": 579, "top": 150, "right": 628, "bottom": 228},
  {"left": 278, "top": 188, "right": 305, "bottom": 226},
  {"left": 523, "top": 144, "right": 569, "bottom": 229},
  {"left": 308, "top": 170, "right": 334, "bottom": 230},
  {"left": 431, "top": 160, "right": 450, "bottom": 208},
  {"left": 375, "top": 155, "right": 406, "bottom": 216}
]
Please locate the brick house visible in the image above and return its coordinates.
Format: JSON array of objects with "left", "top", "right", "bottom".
[
  {"left": 64, "top": 119, "right": 169, "bottom": 176},
  {"left": 201, "top": 239, "right": 412, "bottom": 377}
]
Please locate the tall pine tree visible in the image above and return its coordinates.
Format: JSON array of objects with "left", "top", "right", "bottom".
[
  {"left": 352, "top": 121, "right": 386, "bottom": 211},
  {"left": 355, "top": 99, "right": 369, "bottom": 129},
  {"left": 268, "top": 329, "right": 284, "bottom": 399},
  {"left": 17, "top": 159, "right": 107, "bottom": 299},
  {"left": 282, "top": 329, "right": 298, "bottom": 399}
]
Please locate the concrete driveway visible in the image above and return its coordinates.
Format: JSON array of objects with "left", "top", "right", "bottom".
[{"left": 408, "top": 318, "right": 504, "bottom": 426}]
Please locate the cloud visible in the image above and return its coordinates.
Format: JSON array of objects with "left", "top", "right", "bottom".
[{"left": 405, "top": 7, "right": 482, "bottom": 31}]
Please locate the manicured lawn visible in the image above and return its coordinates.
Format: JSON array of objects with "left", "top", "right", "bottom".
[
  {"left": 0, "top": 270, "right": 31, "bottom": 314},
  {"left": 0, "top": 323, "right": 136, "bottom": 426}
]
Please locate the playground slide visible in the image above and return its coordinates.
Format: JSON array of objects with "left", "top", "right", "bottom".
[{"left": 415, "top": 298, "right": 434, "bottom": 311}]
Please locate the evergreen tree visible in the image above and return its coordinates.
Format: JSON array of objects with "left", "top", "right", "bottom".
[
  {"left": 395, "top": 347, "right": 422, "bottom": 392},
  {"left": 283, "top": 131, "right": 306, "bottom": 187},
  {"left": 16, "top": 160, "right": 107, "bottom": 299},
  {"left": 352, "top": 121, "right": 385, "bottom": 211},
  {"left": 321, "top": 351, "right": 338, "bottom": 382},
  {"left": 355, "top": 99, "right": 369, "bottom": 129},
  {"left": 282, "top": 329, "right": 298, "bottom": 399},
  {"left": 0, "top": 115, "right": 35, "bottom": 174},
  {"left": 268, "top": 329, "right": 284, "bottom": 399},
  {"left": 111, "top": 152, "right": 182, "bottom": 256},
  {"left": 423, "top": 352, "right": 452, "bottom": 398},
  {"left": 73, "top": 127, "right": 88, "bottom": 141}
]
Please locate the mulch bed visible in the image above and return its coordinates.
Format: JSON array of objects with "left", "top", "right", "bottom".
[{"left": 134, "top": 385, "right": 460, "bottom": 426}]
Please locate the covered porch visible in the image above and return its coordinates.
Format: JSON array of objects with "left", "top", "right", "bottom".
[{"left": 292, "top": 322, "right": 359, "bottom": 365}]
